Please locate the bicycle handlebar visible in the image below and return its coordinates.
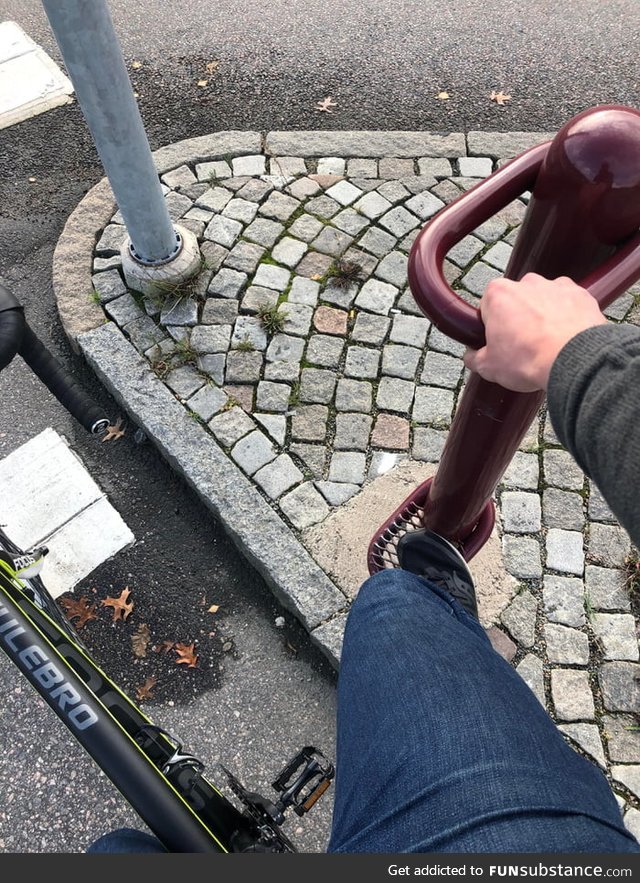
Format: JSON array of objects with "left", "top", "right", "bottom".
[
  {"left": 0, "top": 284, "right": 110, "bottom": 435},
  {"left": 0, "top": 284, "right": 25, "bottom": 371}
]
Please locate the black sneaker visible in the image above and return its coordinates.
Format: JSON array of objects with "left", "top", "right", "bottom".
[{"left": 396, "top": 528, "right": 479, "bottom": 619}]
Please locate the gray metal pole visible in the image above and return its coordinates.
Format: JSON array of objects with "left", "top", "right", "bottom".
[{"left": 41, "top": 0, "right": 179, "bottom": 265}]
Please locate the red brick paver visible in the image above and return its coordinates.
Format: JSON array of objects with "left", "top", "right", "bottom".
[
  {"left": 371, "top": 413, "right": 410, "bottom": 449},
  {"left": 313, "top": 305, "right": 348, "bottom": 336}
]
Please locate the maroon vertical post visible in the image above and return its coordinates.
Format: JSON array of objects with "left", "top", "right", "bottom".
[
  {"left": 410, "top": 105, "right": 640, "bottom": 555},
  {"left": 400, "top": 106, "right": 640, "bottom": 561}
]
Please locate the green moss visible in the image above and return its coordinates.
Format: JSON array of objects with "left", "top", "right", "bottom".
[{"left": 288, "top": 381, "right": 300, "bottom": 406}]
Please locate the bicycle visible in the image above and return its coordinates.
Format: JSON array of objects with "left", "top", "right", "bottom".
[{"left": 0, "top": 283, "right": 334, "bottom": 853}]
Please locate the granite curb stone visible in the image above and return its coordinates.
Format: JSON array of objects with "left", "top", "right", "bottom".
[{"left": 78, "top": 322, "right": 347, "bottom": 634}]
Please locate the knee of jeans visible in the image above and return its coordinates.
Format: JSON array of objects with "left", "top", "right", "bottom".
[{"left": 351, "top": 568, "right": 428, "bottom": 614}]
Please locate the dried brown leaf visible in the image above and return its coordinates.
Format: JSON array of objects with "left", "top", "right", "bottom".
[
  {"left": 489, "top": 90, "right": 511, "bottom": 106},
  {"left": 132, "top": 623, "right": 151, "bottom": 658},
  {"left": 207, "top": 604, "right": 220, "bottom": 614},
  {"left": 101, "top": 417, "right": 126, "bottom": 442},
  {"left": 101, "top": 586, "right": 134, "bottom": 622},
  {"left": 135, "top": 676, "right": 157, "bottom": 701},
  {"left": 316, "top": 96, "right": 338, "bottom": 113},
  {"left": 174, "top": 642, "right": 199, "bottom": 668},
  {"left": 58, "top": 596, "right": 98, "bottom": 629}
]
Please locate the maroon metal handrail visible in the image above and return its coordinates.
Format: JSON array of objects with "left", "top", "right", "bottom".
[
  {"left": 408, "top": 141, "right": 548, "bottom": 348},
  {"left": 368, "top": 105, "right": 640, "bottom": 573}
]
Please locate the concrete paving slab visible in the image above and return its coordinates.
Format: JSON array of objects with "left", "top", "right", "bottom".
[
  {"left": 0, "top": 18, "right": 33, "bottom": 62},
  {"left": 302, "top": 460, "right": 433, "bottom": 598},
  {"left": 302, "top": 458, "right": 516, "bottom": 628},
  {"left": 0, "top": 426, "right": 103, "bottom": 546},
  {"left": 0, "top": 428, "right": 134, "bottom": 596},
  {"left": 39, "top": 496, "right": 134, "bottom": 598},
  {"left": 0, "top": 21, "right": 73, "bottom": 130}
]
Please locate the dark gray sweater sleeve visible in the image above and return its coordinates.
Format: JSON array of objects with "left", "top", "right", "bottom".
[{"left": 547, "top": 323, "right": 640, "bottom": 548}]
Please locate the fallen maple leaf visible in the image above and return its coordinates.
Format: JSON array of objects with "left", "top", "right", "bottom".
[
  {"left": 174, "top": 642, "right": 199, "bottom": 668},
  {"left": 101, "top": 417, "right": 126, "bottom": 442},
  {"left": 131, "top": 60, "right": 142, "bottom": 69},
  {"left": 490, "top": 90, "right": 511, "bottom": 106},
  {"left": 316, "top": 96, "right": 338, "bottom": 113},
  {"left": 135, "top": 676, "right": 157, "bottom": 701},
  {"left": 58, "top": 596, "right": 98, "bottom": 629},
  {"left": 101, "top": 587, "right": 134, "bottom": 622},
  {"left": 132, "top": 622, "right": 151, "bottom": 658}
]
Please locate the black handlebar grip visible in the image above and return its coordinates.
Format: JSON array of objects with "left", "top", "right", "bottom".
[
  {"left": 0, "top": 284, "right": 25, "bottom": 371},
  {"left": 18, "top": 325, "right": 110, "bottom": 435}
]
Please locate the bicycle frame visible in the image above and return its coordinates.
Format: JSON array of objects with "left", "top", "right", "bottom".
[
  {"left": 0, "top": 558, "right": 254, "bottom": 852},
  {"left": 0, "top": 290, "right": 334, "bottom": 852}
]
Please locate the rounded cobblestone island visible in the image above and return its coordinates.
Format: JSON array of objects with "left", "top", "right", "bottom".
[{"left": 78, "top": 138, "right": 640, "bottom": 817}]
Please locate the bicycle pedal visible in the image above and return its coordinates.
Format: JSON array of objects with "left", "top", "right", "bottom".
[{"left": 272, "top": 746, "right": 334, "bottom": 817}]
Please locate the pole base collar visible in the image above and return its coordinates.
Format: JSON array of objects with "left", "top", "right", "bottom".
[{"left": 120, "top": 225, "right": 202, "bottom": 296}]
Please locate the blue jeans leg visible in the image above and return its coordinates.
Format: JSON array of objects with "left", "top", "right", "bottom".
[
  {"left": 86, "top": 827, "right": 166, "bottom": 853},
  {"left": 328, "top": 569, "right": 639, "bottom": 854}
]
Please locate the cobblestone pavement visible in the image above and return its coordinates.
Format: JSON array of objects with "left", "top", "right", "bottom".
[{"left": 59, "top": 131, "right": 640, "bottom": 838}]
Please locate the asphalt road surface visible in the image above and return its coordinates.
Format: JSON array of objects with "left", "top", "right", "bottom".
[
  {"left": 0, "top": 0, "right": 638, "bottom": 855},
  {"left": 1, "top": 0, "right": 639, "bottom": 134}
]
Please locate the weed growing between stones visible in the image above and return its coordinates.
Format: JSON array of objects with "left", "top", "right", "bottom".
[
  {"left": 235, "top": 335, "right": 255, "bottom": 352},
  {"left": 584, "top": 591, "right": 595, "bottom": 623},
  {"left": 151, "top": 358, "right": 171, "bottom": 380},
  {"left": 623, "top": 547, "right": 640, "bottom": 606},
  {"left": 257, "top": 303, "right": 287, "bottom": 334},
  {"left": 174, "top": 338, "right": 198, "bottom": 366},
  {"left": 222, "top": 396, "right": 242, "bottom": 412},
  {"left": 327, "top": 258, "right": 364, "bottom": 288},
  {"left": 147, "top": 253, "right": 211, "bottom": 307},
  {"left": 288, "top": 381, "right": 300, "bottom": 407}
]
